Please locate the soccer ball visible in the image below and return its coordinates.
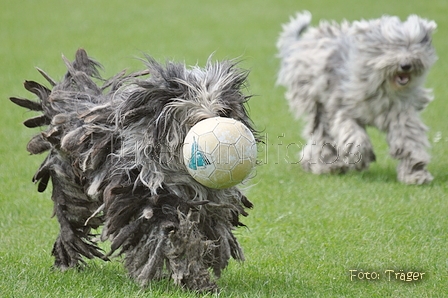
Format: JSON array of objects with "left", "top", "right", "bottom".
[{"left": 183, "top": 117, "right": 257, "bottom": 189}]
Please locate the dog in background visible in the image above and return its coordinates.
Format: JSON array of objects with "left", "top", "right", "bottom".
[
  {"left": 11, "top": 49, "right": 259, "bottom": 292},
  {"left": 277, "top": 11, "right": 437, "bottom": 184}
]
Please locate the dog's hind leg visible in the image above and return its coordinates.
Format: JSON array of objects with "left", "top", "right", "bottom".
[
  {"left": 36, "top": 155, "right": 105, "bottom": 270},
  {"left": 387, "top": 110, "right": 433, "bottom": 184}
]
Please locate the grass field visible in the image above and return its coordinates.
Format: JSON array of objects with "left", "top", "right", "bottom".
[{"left": 1, "top": 0, "right": 447, "bottom": 297}]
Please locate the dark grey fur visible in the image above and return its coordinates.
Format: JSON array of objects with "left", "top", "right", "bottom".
[{"left": 11, "top": 49, "right": 258, "bottom": 292}]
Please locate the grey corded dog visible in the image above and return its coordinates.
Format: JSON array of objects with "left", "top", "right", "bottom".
[{"left": 11, "top": 49, "right": 259, "bottom": 292}]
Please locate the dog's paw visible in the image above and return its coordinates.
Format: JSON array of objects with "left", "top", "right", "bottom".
[
  {"left": 301, "top": 158, "right": 348, "bottom": 174},
  {"left": 398, "top": 170, "right": 433, "bottom": 185},
  {"left": 340, "top": 142, "right": 376, "bottom": 171},
  {"left": 301, "top": 142, "right": 348, "bottom": 174},
  {"left": 397, "top": 160, "right": 433, "bottom": 184},
  {"left": 302, "top": 164, "right": 348, "bottom": 175}
]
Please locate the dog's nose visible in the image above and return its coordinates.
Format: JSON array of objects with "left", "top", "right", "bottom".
[{"left": 400, "top": 64, "right": 412, "bottom": 72}]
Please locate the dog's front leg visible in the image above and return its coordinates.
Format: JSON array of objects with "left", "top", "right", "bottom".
[
  {"left": 332, "top": 111, "right": 376, "bottom": 171},
  {"left": 387, "top": 110, "right": 433, "bottom": 184}
]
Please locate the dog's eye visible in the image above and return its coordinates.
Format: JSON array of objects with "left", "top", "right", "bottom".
[
  {"left": 219, "top": 108, "right": 233, "bottom": 117},
  {"left": 420, "top": 34, "right": 430, "bottom": 44}
]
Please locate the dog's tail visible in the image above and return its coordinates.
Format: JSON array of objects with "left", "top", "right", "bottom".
[{"left": 276, "top": 11, "right": 312, "bottom": 56}]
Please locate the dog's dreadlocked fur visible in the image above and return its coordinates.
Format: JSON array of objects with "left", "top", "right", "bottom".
[
  {"left": 11, "top": 49, "right": 259, "bottom": 292},
  {"left": 277, "top": 12, "right": 437, "bottom": 184}
]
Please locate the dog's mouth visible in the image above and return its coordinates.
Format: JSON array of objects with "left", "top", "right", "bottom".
[{"left": 395, "top": 73, "right": 411, "bottom": 86}]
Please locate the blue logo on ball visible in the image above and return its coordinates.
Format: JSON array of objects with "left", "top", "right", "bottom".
[{"left": 189, "top": 137, "right": 211, "bottom": 170}]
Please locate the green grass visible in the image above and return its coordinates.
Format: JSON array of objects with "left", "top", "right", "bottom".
[{"left": 1, "top": 0, "right": 447, "bottom": 297}]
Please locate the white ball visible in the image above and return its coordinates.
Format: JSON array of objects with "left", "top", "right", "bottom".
[{"left": 183, "top": 117, "right": 257, "bottom": 189}]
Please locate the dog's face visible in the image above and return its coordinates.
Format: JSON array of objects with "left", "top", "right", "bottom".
[
  {"left": 352, "top": 15, "right": 437, "bottom": 90},
  {"left": 149, "top": 60, "right": 254, "bottom": 154},
  {"left": 117, "top": 58, "right": 255, "bottom": 178},
  {"left": 157, "top": 60, "right": 252, "bottom": 133}
]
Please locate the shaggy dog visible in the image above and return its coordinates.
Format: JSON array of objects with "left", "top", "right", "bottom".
[
  {"left": 11, "top": 49, "right": 259, "bottom": 292},
  {"left": 277, "top": 11, "right": 437, "bottom": 184}
]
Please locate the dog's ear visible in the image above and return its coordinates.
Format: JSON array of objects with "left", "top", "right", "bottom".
[
  {"left": 422, "top": 19, "right": 437, "bottom": 35},
  {"left": 407, "top": 15, "right": 437, "bottom": 36}
]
